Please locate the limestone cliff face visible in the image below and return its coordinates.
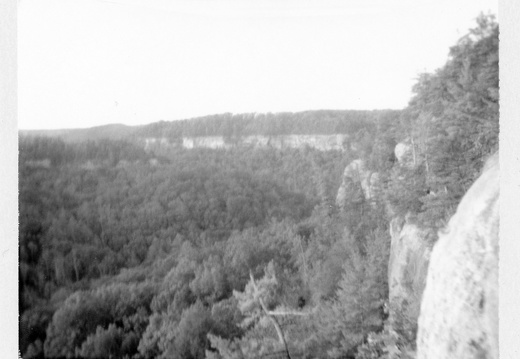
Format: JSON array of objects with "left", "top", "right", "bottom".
[
  {"left": 387, "top": 217, "right": 433, "bottom": 329},
  {"left": 394, "top": 139, "right": 417, "bottom": 168},
  {"left": 416, "top": 153, "right": 499, "bottom": 359},
  {"left": 183, "top": 136, "right": 231, "bottom": 149},
  {"left": 335, "top": 159, "right": 378, "bottom": 209},
  {"left": 267, "top": 134, "right": 347, "bottom": 151},
  {"left": 394, "top": 142, "right": 412, "bottom": 164},
  {"left": 143, "top": 134, "right": 349, "bottom": 152},
  {"left": 386, "top": 140, "right": 433, "bottom": 338},
  {"left": 144, "top": 137, "right": 177, "bottom": 152},
  {"left": 385, "top": 140, "right": 431, "bottom": 322}
]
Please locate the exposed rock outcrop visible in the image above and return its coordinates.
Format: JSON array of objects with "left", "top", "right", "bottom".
[
  {"left": 182, "top": 136, "right": 231, "bottom": 149},
  {"left": 335, "top": 159, "right": 379, "bottom": 209},
  {"left": 417, "top": 153, "right": 499, "bottom": 359},
  {"left": 144, "top": 137, "right": 173, "bottom": 150},
  {"left": 267, "top": 134, "right": 347, "bottom": 151},
  {"left": 394, "top": 142, "right": 411, "bottom": 164},
  {"left": 394, "top": 139, "right": 417, "bottom": 168},
  {"left": 143, "top": 134, "right": 349, "bottom": 152},
  {"left": 387, "top": 216, "right": 433, "bottom": 330}
]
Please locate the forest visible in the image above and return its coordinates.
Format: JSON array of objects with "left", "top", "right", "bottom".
[
  {"left": 19, "top": 15, "right": 498, "bottom": 359},
  {"left": 21, "top": 109, "right": 401, "bottom": 145}
]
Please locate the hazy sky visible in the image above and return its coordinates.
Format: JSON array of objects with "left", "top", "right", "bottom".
[{"left": 18, "top": 0, "right": 498, "bottom": 130}]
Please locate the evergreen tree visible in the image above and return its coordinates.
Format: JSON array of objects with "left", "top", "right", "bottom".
[{"left": 317, "top": 229, "right": 389, "bottom": 357}]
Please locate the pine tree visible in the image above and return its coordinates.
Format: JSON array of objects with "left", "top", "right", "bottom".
[{"left": 316, "top": 230, "right": 390, "bottom": 357}]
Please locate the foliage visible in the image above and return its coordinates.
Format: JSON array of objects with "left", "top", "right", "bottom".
[
  {"left": 79, "top": 324, "right": 125, "bottom": 359},
  {"left": 18, "top": 14, "right": 498, "bottom": 359},
  {"left": 163, "top": 301, "right": 214, "bottom": 359},
  {"left": 355, "top": 303, "right": 417, "bottom": 359},
  {"left": 43, "top": 282, "right": 155, "bottom": 358},
  {"left": 385, "top": 14, "right": 499, "bottom": 229},
  {"left": 315, "top": 229, "right": 390, "bottom": 357},
  {"left": 132, "top": 110, "right": 393, "bottom": 139}
]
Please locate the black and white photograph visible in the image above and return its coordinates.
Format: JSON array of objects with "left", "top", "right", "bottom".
[{"left": 6, "top": 0, "right": 517, "bottom": 358}]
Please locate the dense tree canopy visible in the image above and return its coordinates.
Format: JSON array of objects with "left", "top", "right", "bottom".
[
  {"left": 19, "top": 14, "right": 498, "bottom": 359},
  {"left": 386, "top": 14, "right": 499, "bottom": 229}
]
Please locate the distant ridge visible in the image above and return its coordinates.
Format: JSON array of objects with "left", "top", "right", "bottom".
[
  {"left": 20, "top": 123, "right": 135, "bottom": 142},
  {"left": 19, "top": 110, "right": 401, "bottom": 144}
]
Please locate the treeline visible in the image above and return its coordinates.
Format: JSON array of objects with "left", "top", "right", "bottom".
[
  {"left": 18, "top": 14, "right": 499, "bottom": 359},
  {"left": 22, "top": 110, "right": 401, "bottom": 144},
  {"left": 134, "top": 109, "right": 401, "bottom": 140},
  {"left": 384, "top": 14, "right": 499, "bottom": 230}
]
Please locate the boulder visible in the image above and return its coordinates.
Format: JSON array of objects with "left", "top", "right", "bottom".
[{"left": 416, "top": 153, "right": 499, "bottom": 359}]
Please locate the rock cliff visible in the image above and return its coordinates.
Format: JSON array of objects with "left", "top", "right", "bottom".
[
  {"left": 394, "top": 139, "right": 417, "bottom": 168},
  {"left": 416, "top": 153, "right": 499, "bottom": 359},
  {"left": 387, "top": 217, "right": 433, "bottom": 329},
  {"left": 335, "top": 159, "right": 378, "bottom": 209},
  {"left": 385, "top": 139, "right": 433, "bottom": 341},
  {"left": 143, "top": 134, "right": 349, "bottom": 152},
  {"left": 394, "top": 142, "right": 412, "bottom": 165}
]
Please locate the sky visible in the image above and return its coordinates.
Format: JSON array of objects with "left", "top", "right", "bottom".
[{"left": 18, "top": 0, "right": 498, "bottom": 130}]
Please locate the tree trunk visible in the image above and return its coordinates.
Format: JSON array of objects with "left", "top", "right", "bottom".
[{"left": 249, "top": 272, "right": 292, "bottom": 359}]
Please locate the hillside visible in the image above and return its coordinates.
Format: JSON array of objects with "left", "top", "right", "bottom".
[
  {"left": 20, "top": 123, "right": 135, "bottom": 142},
  {"left": 20, "top": 110, "right": 401, "bottom": 152},
  {"left": 18, "top": 15, "right": 498, "bottom": 359}
]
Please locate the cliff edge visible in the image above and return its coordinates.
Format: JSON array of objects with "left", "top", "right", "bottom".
[
  {"left": 388, "top": 218, "right": 433, "bottom": 333},
  {"left": 416, "top": 153, "right": 499, "bottom": 359}
]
